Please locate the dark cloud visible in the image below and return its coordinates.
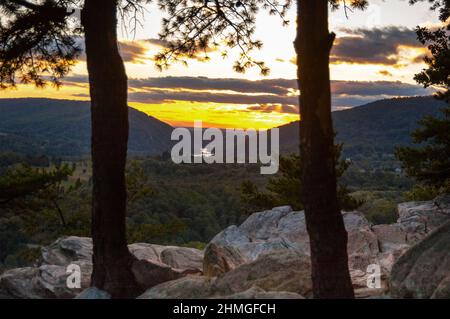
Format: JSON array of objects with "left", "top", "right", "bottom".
[
  {"left": 330, "top": 80, "right": 429, "bottom": 96},
  {"left": 331, "top": 27, "right": 421, "bottom": 65},
  {"left": 378, "top": 70, "right": 393, "bottom": 77},
  {"left": 127, "top": 77, "right": 296, "bottom": 95},
  {"left": 246, "top": 104, "right": 298, "bottom": 114},
  {"left": 117, "top": 41, "right": 149, "bottom": 63},
  {"left": 127, "top": 88, "right": 298, "bottom": 106},
  {"left": 64, "top": 75, "right": 433, "bottom": 113},
  {"left": 74, "top": 37, "right": 149, "bottom": 63},
  {"left": 145, "top": 38, "right": 170, "bottom": 48}
]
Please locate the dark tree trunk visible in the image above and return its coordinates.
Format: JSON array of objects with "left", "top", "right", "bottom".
[
  {"left": 294, "top": 0, "right": 354, "bottom": 298},
  {"left": 81, "top": 0, "right": 141, "bottom": 298}
]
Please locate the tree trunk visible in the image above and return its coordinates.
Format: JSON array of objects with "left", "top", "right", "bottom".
[
  {"left": 294, "top": 0, "right": 354, "bottom": 298},
  {"left": 81, "top": 0, "right": 141, "bottom": 298}
]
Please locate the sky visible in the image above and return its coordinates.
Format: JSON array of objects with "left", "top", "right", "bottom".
[{"left": 1, "top": 0, "right": 442, "bottom": 129}]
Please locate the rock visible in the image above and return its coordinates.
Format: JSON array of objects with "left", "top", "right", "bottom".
[
  {"left": 131, "top": 259, "right": 188, "bottom": 290},
  {"left": 431, "top": 275, "right": 450, "bottom": 299},
  {"left": 397, "top": 199, "right": 450, "bottom": 244},
  {"left": 138, "top": 276, "right": 215, "bottom": 299},
  {"left": 220, "top": 286, "right": 304, "bottom": 299},
  {"left": 37, "top": 260, "right": 92, "bottom": 299},
  {"left": 129, "top": 243, "right": 203, "bottom": 273},
  {"left": 129, "top": 244, "right": 203, "bottom": 289},
  {"left": 0, "top": 267, "right": 45, "bottom": 299},
  {"left": 41, "top": 236, "right": 92, "bottom": 266},
  {"left": 206, "top": 208, "right": 380, "bottom": 277},
  {"left": 128, "top": 243, "right": 167, "bottom": 263},
  {"left": 390, "top": 221, "right": 450, "bottom": 298},
  {"left": 203, "top": 243, "right": 247, "bottom": 277},
  {"left": 160, "top": 247, "right": 203, "bottom": 271},
  {"left": 239, "top": 206, "right": 293, "bottom": 240},
  {"left": 372, "top": 224, "right": 408, "bottom": 252},
  {"left": 434, "top": 193, "right": 450, "bottom": 210},
  {"left": 76, "top": 287, "right": 111, "bottom": 299},
  {"left": 0, "top": 236, "right": 204, "bottom": 299},
  {"left": 140, "top": 250, "right": 312, "bottom": 299},
  {"left": 377, "top": 248, "right": 409, "bottom": 274},
  {"left": 350, "top": 269, "right": 388, "bottom": 298},
  {"left": 213, "top": 250, "right": 312, "bottom": 297}
]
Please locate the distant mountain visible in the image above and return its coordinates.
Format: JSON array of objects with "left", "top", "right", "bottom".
[
  {"left": 278, "top": 96, "right": 447, "bottom": 158},
  {"left": 0, "top": 98, "right": 174, "bottom": 157},
  {"left": 0, "top": 96, "right": 446, "bottom": 160}
]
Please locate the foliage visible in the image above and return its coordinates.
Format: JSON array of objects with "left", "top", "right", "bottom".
[
  {"left": 350, "top": 191, "right": 402, "bottom": 224},
  {"left": 241, "top": 144, "right": 363, "bottom": 212},
  {"left": 0, "top": 162, "right": 90, "bottom": 268},
  {"left": 403, "top": 182, "right": 450, "bottom": 201},
  {"left": 0, "top": 0, "right": 153, "bottom": 88},
  {"left": 0, "top": 163, "right": 76, "bottom": 211},
  {"left": 396, "top": 107, "right": 450, "bottom": 188},
  {"left": 156, "top": 0, "right": 367, "bottom": 74},
  {"left": 396, "top": 1, "right": 450, "bottom": 193}
]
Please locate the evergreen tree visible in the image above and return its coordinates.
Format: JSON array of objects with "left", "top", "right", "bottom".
[
  {"left": 397, "top": 1, "right": 450, "bottom": 194},
  {"left": 157, "top": 0, "right": 368, "bottom": 298},
  {"left": 242, "top": 144, "right": 362, "bottom": 212},
  {"left": 0, "top": 0, "right": 151, "bottom": 297},
  {"left": 0, "top": 163, "right": 76, "bottom": 225}
]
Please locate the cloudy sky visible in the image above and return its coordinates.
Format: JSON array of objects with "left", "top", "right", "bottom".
[{"left": 2, "top": 0, "right": 441, "bottom": 128}]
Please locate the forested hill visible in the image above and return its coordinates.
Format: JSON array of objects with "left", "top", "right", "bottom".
[
  {"left": 0, "top": 96, "right": 446, "bottom": 159},
  {"left": 279, "top": 96, "right": 447, "bottom": 157},
  {"left": 0, "top": 98, "right": 174, "bottom": 157}
]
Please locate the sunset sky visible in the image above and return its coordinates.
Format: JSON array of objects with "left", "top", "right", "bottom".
[{"left": 1, "top": 0, "right": 441, "bottom": 128}]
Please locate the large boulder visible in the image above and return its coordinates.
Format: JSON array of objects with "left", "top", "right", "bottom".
[
  {"left": 217, "top": 286, "right": 304, "bottom": 299},
  {"left": 139, "top": 250, "right": 311, "bottom": 299},
  {"left": 36, "top": 261, "right": 92, "bottom": 298},
  {"left": 132, "top": 259, "right": 188, "bottom": 289},
  {"left": 138, "top": 275, "right": 215, "bottom": 299},
  {"left": 0, "top": 268, "right": 45, "bottom": 299},
  {"left": 129, "top": 243, "right": 203, "bottom": 273},
  {"left": 372, "top": 224, "right": 408, "bottom": 252},
  {"left": 203, "top": 243, "right": 247, "bottom": 277},
  {"left": 160, "top": 247, "right": 204, "bottom": 271},
  {"left": 41, "top": 236, "right": 92, "bottom": 266},
  {"left": 390, "top": 221, "right": 450, "bottom": 298},
  {"left": 204, "top": 208, "right": 385, "bottom": 290},
  {"left": 397, "top": 195, "right": 450, "bottom": 244},
  {"left": 212, "top": 250, "right": 312, "bottom": 297}
]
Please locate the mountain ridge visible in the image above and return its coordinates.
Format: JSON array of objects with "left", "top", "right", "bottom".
[
  {"left": 278, "top": 96, "right": 446, "bottom": 157},
  {"left": 0, "top": 96, "right": 446, "bottom": 158},
  {"left": 0, "top": 98, "right": 174, "bottom": 157}
]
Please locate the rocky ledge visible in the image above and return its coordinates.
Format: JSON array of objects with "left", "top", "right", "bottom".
[{"left": 1, "top": 195, "right": 449, "bottom": 299}]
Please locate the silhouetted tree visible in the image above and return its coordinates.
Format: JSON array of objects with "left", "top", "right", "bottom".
[
  {"left": 397, "top": 0, "right": 450, "bottom": 194},
  {"left": 0, "top": 0, "right": 150, "bottom": 298},
  {"left": 157, "top": 0, "right": 367, "bottom": 298},
  {"left": 0, "top": 163, "right": 75, "bottom": 225}
]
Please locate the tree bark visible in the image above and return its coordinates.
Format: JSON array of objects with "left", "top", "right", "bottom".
[
  {"left": 294, "top": 0, "right": 355, "bottom": 298},
  {"left": 81, "top": 0, "right": 141, "bottom": 298}
]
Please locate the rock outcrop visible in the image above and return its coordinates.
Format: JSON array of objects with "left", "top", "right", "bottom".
[
  {"left": 1, "top": 196, "right": 449, "bottom": 299},
  {"left": 201, "top": 198, "right": 449, "bottom": 298},
  {"left": 390, "top": 221, "right": 450, "bottom": 298},
  {"left": 396, "top": 194, "right": 450, "bottom": 244},
  {"left": 139, "top": 250, "right": 311, "bottom": 299},
  {"left": 203, "top": 207, "right": 388, "bottom": 297},
  {"left": 0, "top": 237, "right": 203, "bottom": 299}
]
